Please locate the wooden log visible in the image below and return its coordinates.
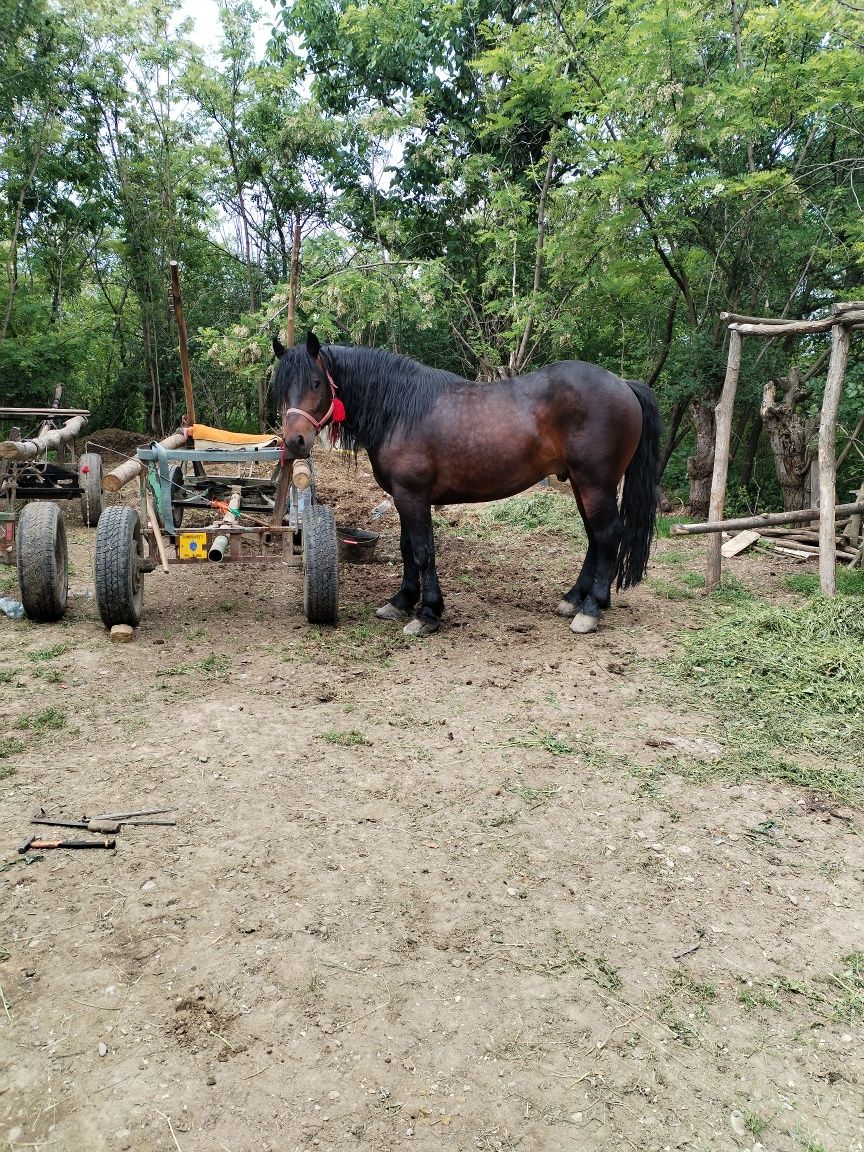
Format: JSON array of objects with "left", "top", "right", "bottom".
[
  {"left": 844, "top": 482, "right": 864, "bottom": 548},
  {"left": 170, "top": 262, "right": 196, "bottom": 426},
  {"left": 818, "top": 321, "right": 852, "bottom": 595},
  {"left": 774, "top": 547, "right": 813, "bottom": 560},
  {"left": 706, "top": 329, "right": 742, "bottom": 591},
  {"left": 292, "top": 458, "right": 312, "bottom": 491},
  {"left": 0, "top": 413, "right": 88, "bottom": 460},
  {"left": 727, "top": 311, "right": 864, "bottom": 336},
  {"left": 672, "top": 501, "right": 864, "bottom": 536},
  {"left": 102, "top": 429, "right": 188, "bottom": 492}
]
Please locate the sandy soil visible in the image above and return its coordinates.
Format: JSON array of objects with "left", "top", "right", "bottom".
[{"left": 1, "top": 442, "right": 862, "bottom": 1152}]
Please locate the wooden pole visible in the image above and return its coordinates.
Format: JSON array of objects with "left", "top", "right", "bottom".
[
  {"left": 102, "top": 429, "right": 188, "bottom": 492},
  {"left": 672, "top": 501, "right": 864, "bottom": 536},
  {"left": 706, "top": 329, "right": 742, "bottom": 591},
  {"left": 818, "top": 320, "right": 852, "bottom": 594},
  {"left": 285, "top": 218, "right": 302, "bottom": 349},
  {"left": 145, "top": 489, "right": 170, "bottom": 573},
  {"left": 0, "top": 413, "right": 88, "bottom": 460},
  {"left": 170, "top": 261, "right": 196, "bottom": 426}
]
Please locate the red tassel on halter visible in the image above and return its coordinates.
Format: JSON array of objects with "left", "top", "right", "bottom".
[{"left": 329, "top": 396, "right": 347, "bottom": 445}]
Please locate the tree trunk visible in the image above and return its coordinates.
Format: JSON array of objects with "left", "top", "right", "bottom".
[
  {"left": 760, "top": 368, "right": 817, "bottom": 511},
  {"left": 738, "top": 410, "right": 762, "bottom": 490},
  {"left": 687, "top": 399, "right": 716, "bottom": 518}
]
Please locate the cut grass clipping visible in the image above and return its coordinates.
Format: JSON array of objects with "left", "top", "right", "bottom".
[
  {"left": 438, "top": 490, "right": 588, "bottom": 544},
  {"left": 663, "top": 596, "right": 864, "bottom": 804},
  {"left": 480, "top": 490, "right": 586, "bottom": 542}
]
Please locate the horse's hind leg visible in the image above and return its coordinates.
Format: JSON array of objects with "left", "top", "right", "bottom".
[
  {"left": 375, "top": 516, "right": 420, "bottom": 620},
  {"left": 567, "top": 486, "right": 623, "bottom": 635},
  {"left": 557, "top": 489, "right": 596, "bottom": 618}
]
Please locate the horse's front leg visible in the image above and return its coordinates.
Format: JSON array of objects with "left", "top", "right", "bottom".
[
  {"left": 375, "top": 517, "right": 420, "bottom": 621},
  {"left": 377, "top": 493, "right": 442, "bottom": 637}
]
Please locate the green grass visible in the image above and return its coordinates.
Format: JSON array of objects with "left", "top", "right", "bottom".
[
  {"left": 322, "top": 729, "right": 372, "bottom": 747},
  {"left": 649, "top": 577, "right": 696, "bottom": 600},
  {"left": 28, "top": 642, "right": 68, "bottom": 662},
  {"left": 661, "top": 595, "right": 864, "bottom": 803},
  {"left": 15, "top": 707, "right": 66, "bottom": 732},
  {"left": 0, "top": 736, "right": 26, "bottom": 761},
  {"left": 785, "top": 568, "right": 864, "bottom": 597},
  {"left": 504, "top": 729, "right": 577, "bottom": 755}
]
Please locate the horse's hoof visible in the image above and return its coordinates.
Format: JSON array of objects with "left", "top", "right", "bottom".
[
  {"left": 556, "top": 599, "right": 578, "bottom": 618},
  {"left": 403, "top": 617, "right": 440, "bottom": 638},
  {"left": 570, "top": 612, "right": 599, "bottom": 634},
  {"left": 376, "top": 602, "right": 407, "bottom": 621}
]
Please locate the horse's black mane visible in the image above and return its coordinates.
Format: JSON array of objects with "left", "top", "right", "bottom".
[{"left": 274, "top": 344, "right": 467, "bottom": 455}]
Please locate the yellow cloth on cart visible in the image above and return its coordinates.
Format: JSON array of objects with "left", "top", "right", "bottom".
[{"left": 189, "top": 424, "right": 281, "bottom": 450}]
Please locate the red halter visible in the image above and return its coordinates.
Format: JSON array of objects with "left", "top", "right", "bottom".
[{"left": 282, "top": 355, "right": 346, "bottom": 445}]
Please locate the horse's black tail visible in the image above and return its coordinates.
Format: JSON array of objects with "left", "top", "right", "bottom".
[{"left": 615, "top": 379, "right": 663, "bottom": 590}]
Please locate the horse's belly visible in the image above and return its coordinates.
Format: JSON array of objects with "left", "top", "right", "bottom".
[{"left": 429, "top": 444, "right": 555, "bottom": 504}]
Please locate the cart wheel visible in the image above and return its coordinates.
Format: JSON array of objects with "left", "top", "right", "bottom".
[
  {"left": 78, "top": 452, "right": 104, "bottom": 527},
  {"left": 15, "top": 502, "right": 68, "bottom": 622},
  {"left": 94, "top": 505, "right": 145, "bottom": 628},
  {"left": 302, "top": 505, "right": 338, "bottom": 624}
]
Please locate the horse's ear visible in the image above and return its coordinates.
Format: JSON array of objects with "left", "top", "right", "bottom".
[
  {"left": 272, "top": 336, "right": 286, "bottom": 358},
  {"left": 306, "top": 331, "right": 321, "bottom": 360}
]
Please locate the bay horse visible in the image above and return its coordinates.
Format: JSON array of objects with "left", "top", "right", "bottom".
[{"left": 273, "top": 332, "right": 662, "bottom": 637}]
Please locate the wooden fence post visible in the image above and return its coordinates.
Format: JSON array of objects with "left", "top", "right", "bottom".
[
  {"left": 818, "top": 319, "right": 852, "bottom": 594},
  {"left": 706, "top": 329, "right": 742, "bottom": 591}
]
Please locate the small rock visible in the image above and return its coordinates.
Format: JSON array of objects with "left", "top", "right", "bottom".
[
  {"left": 98, "top": 1042, "right": 108, "bottom": 1057},
  {"left": 206, "top": 1075, "right": 216, "bottom": 1086},
  {"left": 110, "top": 624, "right": 135, "bottom": 643},
  {"left": 730, "top": 1110, "right": 747, "bottom": 1137},
  {"left": 24, "top": 968, "right": 35, "bottom": 978}
]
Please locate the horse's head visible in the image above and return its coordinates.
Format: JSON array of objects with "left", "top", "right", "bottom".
[{"left": 272, "top": 331, "right": 341, "bottom": 458}]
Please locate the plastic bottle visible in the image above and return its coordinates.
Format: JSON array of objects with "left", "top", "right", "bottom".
[{"left": 0, "top": 596, "right": 26, "bottom": 620}]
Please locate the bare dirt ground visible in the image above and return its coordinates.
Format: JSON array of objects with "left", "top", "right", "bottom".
[{"left": 1, "top": 442, "right": 862, "bottom": 1152}]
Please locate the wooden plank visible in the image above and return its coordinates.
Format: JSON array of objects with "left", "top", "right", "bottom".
[{"left": 720, "top": 529, "right": 761, "bottom": 557}]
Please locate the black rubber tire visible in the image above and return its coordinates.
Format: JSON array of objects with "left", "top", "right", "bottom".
[
  {"left": 302, "top": 504, "right": 339, "bottom": 624},
  {"left": 78, "top": 452, "right": 103, "bottom": 526},
  {"left": 94, "top": 505, "right": 145, "bottom": 628},
  {"left": 15, "top": 502, "right": 68, "bottom": 622}
]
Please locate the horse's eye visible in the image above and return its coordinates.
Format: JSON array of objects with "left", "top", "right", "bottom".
[{"left": 312, "top": 380, "right": 321, "bottom": 391}]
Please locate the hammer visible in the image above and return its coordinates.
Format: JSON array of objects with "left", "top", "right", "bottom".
[{"left": 18, "top": 835, "right": 116, "bottom": 854}]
